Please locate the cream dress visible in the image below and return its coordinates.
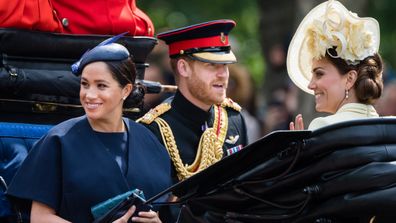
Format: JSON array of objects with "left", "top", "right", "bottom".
[{"left": 308, "top": 103, "right": 379, "bottom": 130}]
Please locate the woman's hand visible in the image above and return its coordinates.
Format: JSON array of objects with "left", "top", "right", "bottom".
[
  {"left": 112, "top": 205, "right": 135, "bottom": 223},
  {"left": 31, "top": 201, "right": 71, "bottom": 223},
  {"left": 131, "top": 208, "right": 161, "bottom": 223},
  {"left": 289, "top": 114, "right": 304, "bottom": 130},
  {"left": 112, "top": 205, "right": 161, "bottom": 223}
]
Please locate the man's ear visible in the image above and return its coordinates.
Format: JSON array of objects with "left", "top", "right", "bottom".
[
  {"left": 177, "top": 58, "right": 191, "bottom": 78},
  {"left": 346, "top": 70, "right": 358, "bottom": 90}
]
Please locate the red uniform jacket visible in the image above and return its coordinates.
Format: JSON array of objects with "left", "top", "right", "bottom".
[
  {"left": 0, "top": 0, "right": 154, "bottom": 36},
  {"left": 52, "top": 0, "right": 155, "bottom": 36}
]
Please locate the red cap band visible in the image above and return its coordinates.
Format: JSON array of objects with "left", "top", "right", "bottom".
[{"left": 168, "top": 35, "right": 229, "bottom": 56}]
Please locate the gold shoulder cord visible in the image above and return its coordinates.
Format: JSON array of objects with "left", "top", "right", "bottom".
[
  {"left": 155, "top": 105, "right": 228, "bottom": 181},
  {"left": 221, "top": 98, "right": 242, "bottom": 112},
  {"left": 136, "top": 103, "right": 171, "bottom": 124}
]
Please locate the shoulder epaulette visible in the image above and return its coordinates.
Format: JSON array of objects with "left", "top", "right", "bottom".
[
  {"left": 220, "top": 98, "right": 242, "bottom": 112},
  {"left": 136, "top": 103, "right": 171, "bottom": 124}
]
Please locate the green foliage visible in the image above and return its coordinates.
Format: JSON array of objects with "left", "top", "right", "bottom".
[
  {"left": 138, "top": 0, "right": 396, "bottom": 84},
  {"left": 138, "top": 0, "right": 265, "bottom": 85},
  {"left": 369, "top": 0, "right": 396, "bottom": 79}
]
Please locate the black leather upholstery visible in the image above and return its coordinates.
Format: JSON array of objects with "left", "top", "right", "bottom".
[
  {"left": 0, "top": 28, "right": 156, "bottom": 122},
  {"left": 160, "top": 118, "right": 396, "bottom": 223},
  {"left": 0, "top": 28, "right": 157, "bottom": 63}
]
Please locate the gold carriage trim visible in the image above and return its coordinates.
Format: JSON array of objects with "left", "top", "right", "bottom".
[
  {"left": 155, "top": 104, "right": 228, "bottom": 181},
  {"left": 221, "top": 98, "right": 242, "bottom": 112},
  {"left": 136, "top": 103, "right": 171, "bottom": 124}
]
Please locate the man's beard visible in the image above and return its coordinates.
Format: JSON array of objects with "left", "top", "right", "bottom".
[{"left": 188, "top": 73, "right": 227, "bottom": 106}]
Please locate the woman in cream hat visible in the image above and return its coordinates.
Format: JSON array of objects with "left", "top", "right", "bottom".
[{"left": 287, "top": 0, "right": 384, "bottom": 130}]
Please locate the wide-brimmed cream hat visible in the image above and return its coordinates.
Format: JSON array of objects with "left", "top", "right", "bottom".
[{"left": 287, "top": 0, "right": 380, "bottom": 94}]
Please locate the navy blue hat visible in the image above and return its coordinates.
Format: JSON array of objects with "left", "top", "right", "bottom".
[
  {"left": 71, "top": 32, "right": 130, "bottom": 75},
  {"left": 157, "top": 19, "right": 237, "bottom": 64}
]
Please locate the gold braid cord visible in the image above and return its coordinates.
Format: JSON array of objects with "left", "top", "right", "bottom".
[{"left": 155, "top": 105, "right": 228, "bottom": 181}]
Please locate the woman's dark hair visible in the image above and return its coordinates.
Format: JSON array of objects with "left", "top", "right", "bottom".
[
  {"left": 105, "top": 57, "right": 146, "bottom": 108},
  {"left": 325, "top": 48, "right": 383, "bottom": 104},
  {"left": 106, "top": 57, "right": 136, "bottom": 87}
]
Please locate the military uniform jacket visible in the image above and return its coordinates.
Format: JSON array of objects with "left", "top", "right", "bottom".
[
  {"left": 7, "top": 116, "right": 172, "bottom": 223},
  {"left": 140, "top": 91, "right": 248, "bottom": 183}
]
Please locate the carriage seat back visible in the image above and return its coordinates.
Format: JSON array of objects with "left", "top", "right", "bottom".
[{"left": 0, "top": 122, "right": 52, "bottom": 218}]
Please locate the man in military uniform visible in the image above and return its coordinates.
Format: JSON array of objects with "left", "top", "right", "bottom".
[{"left": 138, "top": 19, "right": 248, "bottom": 184}]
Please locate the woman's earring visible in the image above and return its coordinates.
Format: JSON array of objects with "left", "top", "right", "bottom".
[
  {"left": 345, "top": 89, "right": 349, "bottom": 100},
  {"left": 122, "top": 96, "right": 126, "bottom": 101}
]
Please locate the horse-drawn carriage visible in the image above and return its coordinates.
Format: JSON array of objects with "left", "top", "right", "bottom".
[
  {"left": 161, "top": 118, "right": 396, "bottom": 222},
  {"left": 1, "top": 28, "right": 396, "bottom": 223}
]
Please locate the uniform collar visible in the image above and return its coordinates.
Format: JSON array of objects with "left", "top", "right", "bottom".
[{"left": 171, "top": 91, "right": 211, "bottom": 123}]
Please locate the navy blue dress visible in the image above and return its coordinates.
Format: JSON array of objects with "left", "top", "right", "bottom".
[{"left": 7, "top": 116, "right": 172, "bottom": 223}]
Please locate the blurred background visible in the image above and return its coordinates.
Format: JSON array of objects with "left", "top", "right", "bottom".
[{"left": 139, "top": 0, "right": 396, "bottom": 141}]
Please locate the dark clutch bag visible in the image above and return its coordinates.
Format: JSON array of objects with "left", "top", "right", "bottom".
[{"left": 92, "top": 189, "right": 152, "bottom": 223}]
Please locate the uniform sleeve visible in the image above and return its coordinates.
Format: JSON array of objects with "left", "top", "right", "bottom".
[{"left": 6, "top": 133, "right": 63, "bottom": 211}]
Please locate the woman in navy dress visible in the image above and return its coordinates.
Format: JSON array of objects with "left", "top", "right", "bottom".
[{"left": 7, "top": 36, "right": 172, "bottom": 223}]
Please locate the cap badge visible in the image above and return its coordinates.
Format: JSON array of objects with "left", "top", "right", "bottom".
[{"left": 220, "top": 32, "right": 226, "bottom": 44}]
